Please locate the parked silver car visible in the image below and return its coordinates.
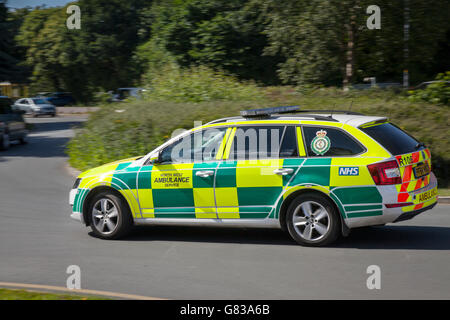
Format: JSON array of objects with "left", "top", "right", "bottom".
[{"left": 13, "top": 98, "right": 56, "bottom": 117}]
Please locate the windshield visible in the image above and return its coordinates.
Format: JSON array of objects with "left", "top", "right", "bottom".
[{"left": 360, "top": 122, "right": 422, "bottom": 156}]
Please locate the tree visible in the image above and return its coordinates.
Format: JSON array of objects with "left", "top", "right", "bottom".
[
  {"left": 15, "top": 0, "right": 153, "bottom": 101},
  {"left": 0, "top": 1, "right": 30, "bottom": 82},
  {"left": 137, "top": 0, "right": 282, "bottom": 84},
  {"left": 259, "top": 0, "right": 450, "bottom": 87}
]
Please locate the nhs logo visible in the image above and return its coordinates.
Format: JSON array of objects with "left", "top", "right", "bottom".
[{"left": 338, "top": 167, "right": 359, "bottom": 176}]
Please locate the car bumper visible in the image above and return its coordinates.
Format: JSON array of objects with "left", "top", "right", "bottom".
[
  {"left": 70, "top": 212, "right": 83, "bottom": 222},
  {"left": 33, "top": 109, "right": 55, "bottom": 114},
  {"left": 393, "top": 201, "right": 438, "bottom": 222},
  {"left": 344, "top": 173, "right": 438, "bottom": 229},
  {"left": 69, "top": 189, "right": 84, "bottom": 223}
]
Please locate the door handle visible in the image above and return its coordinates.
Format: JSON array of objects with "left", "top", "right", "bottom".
[
  {"left": 273, "top": 168, "right": 294, "bottom": 175},
  {"left": 195, "top": 170, "right": 214, "bottom": 178}
]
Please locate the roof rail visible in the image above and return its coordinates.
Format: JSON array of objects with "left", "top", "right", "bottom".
[{"left": 295, "top": 109, "right": 364, "bottom": 116}]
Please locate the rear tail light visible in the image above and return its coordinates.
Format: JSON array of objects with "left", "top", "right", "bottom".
[
  {"left": 367, "top": 160, "right": 402, "bottom": 185},
  {"left": 385, "top": 202, "right": 413, "bottom": 208}
]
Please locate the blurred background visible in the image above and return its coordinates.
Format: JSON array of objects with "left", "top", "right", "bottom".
[{"left": 1, "top": 0, "right": 449, "bottom": 186}]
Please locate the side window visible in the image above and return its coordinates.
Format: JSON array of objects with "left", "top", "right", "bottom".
[
  {"left": 280, "top": 126, "right": 299, "bottom": 158},
  {"left": 160, "top": 127, "right": 227, "bottom": 163},
  {"left": 302, "top": 126, "right": 364, "bottom": 157},
  {"left": 228, "top": 125, "right": 298, "bottom": 160}
]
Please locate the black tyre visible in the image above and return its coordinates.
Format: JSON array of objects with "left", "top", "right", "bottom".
[
  {"left": 19, "top": 135, "right": 28, "bottom": 144},
  {"left": 285, "top": 193, "right": 341, "bottom": 247},
  {"left": 0, "top": 132, "right": 10, "bottom": 151},
  {"left": 88, "top": 191, "right": 133, "bottom": 239}
]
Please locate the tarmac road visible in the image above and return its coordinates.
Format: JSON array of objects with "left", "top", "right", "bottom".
[{"left": 0, "top": 116, "right": 449, "bottom": 299}]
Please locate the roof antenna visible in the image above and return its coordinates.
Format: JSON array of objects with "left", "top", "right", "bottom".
[
  {"left": 330, "top": 104, "right": 336, "bottom": 118},
  {"left": 348, "top": 100, "right": 353, "bottom": 112}
]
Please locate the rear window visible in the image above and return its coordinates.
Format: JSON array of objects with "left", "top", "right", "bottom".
[
  {"left": 360, "top": 122, "right": 422, "bottom": 155},
  {"left": 303, "top": 126, "right": 364, "bottom": 157}
]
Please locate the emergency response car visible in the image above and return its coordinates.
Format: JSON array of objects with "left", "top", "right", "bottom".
[{"left": 69, "top": 106, "right": 438, "bottom": 246}]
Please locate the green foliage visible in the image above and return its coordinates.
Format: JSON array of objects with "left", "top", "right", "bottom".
[
  {"left": 68, "top": 88, "right": 450, "bottom": 187},
  {"left": 0, "top": 2, "right": 29, "bottom": 82},
  {"left": 143, "top": 63, "right": 263, "bottom": 102},
  {"left": 135, "top": 0, "right": 281, "bottom": 84},
  {"left": 259, "top": 0, "right": 450, "bottom": 86},
  {"left": 67, "top": 100, "right": 248, "bottom": 170},
  {"left": 15, "top": 0, "right": 151, "bottom": 102},
  {"left": 408, "top": 72, "right": 450, "bottom": 105}
]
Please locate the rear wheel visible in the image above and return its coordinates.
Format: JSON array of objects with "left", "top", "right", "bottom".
[
  {"left": 88, "top": 192, "right": 133, "bottom": 239},
  {"left": 19, "top": 135, "right": 27, "bottom": 144},
  {"left": 285, "top": 193, "right": 340, "bottom": 247},
  {"left": 0, "top": 132, "right": 10, "bottom": 150}
]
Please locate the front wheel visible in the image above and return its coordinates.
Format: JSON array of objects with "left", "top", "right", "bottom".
[
  {"left": 88, "top": 192, "right": 133, "bottom": 239},
  {"left": 285, "top": 194, "right": 341, "bottom": 247}
]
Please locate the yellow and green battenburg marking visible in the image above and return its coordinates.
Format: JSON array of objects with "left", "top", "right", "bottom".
[
  {"left": 73, "top": 156, "right": 385, "bottom": 221},
  {"left": 72, "top": 121, "right": 436, "bottom": 223}
]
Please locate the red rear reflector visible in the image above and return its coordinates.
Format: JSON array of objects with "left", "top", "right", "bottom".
[
  {"left": 367, "top": 160, "right": 402, "bottom": 185},
  {"left": 385, "top": 202, "right": 413, "bottom": 208}
]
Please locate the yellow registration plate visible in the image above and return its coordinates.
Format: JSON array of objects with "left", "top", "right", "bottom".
[
  {"left": 415, "top": 187, "right": 437, "bottom": 203},
  {"left": 413, "top": 162, "right": 430, "bottom": 179}
]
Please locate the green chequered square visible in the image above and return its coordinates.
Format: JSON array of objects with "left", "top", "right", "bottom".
[
  {"left": 112, "top": 172, "right": 138, "bottom": 190},
  {"left": 193, "top": 162, "right": 218, "bottom": 188},
  {"left": 331, "top": 187, "right": 382, "bottom": 205},
  {"left": 215, "top": 165, "right": 236, "bottom": 188},
  {"left": 290, "top": 166, "right": 330, "bottom": 186},
  {"left": 282, "top": 158, "right": 305, "bottom": 186},
  {"left": 237, "top": 187, "right": 283, "bottom": 206},
  {"left": 137, "top": 169, "right": 152, "bottom": 189},
  {"left": 304, "top": 158, "right": 332, "bottom": 166},
  {"left": 152, "top": 189, "right": 194, "bottom": 208}
]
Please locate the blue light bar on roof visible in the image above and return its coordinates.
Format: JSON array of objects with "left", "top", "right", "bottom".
[{"left": 240, "top": 105, "right": 300, "bottom": 118}]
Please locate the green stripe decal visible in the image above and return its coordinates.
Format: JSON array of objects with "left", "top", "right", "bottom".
[
  {"left": 344, "top": 205, "right": 383, "bottom": 212},
  {"left": 346, "top": 210, "right": 383, "bottom": 218}
]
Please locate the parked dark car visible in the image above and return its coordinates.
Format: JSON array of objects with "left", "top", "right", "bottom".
[
  {"left": 0, "top": 96, "right": 27, "bottom": 150},
  {"left": 110, "top": 88, "right": 146, "bottom": 102},
  {"left": 36, "top": 92, "right": 76, "bottom": 106}
]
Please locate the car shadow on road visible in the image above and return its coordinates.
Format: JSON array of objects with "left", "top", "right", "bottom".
[
  {"left": 98, "top": 224, "right": 450, "bottom": 250},
  {"left": 0, "top": 135, "right": 71, "bottom": 158},
  {"left": 26, "top": 120, "right": 84, "bottom": 133},
  {"left": 335, "top": 225, "right": 450, "bottom": 250}
]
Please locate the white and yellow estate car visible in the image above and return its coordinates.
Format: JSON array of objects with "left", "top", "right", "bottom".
[{"left": 69, "top": 106, "right": 437, "bottom": 246}]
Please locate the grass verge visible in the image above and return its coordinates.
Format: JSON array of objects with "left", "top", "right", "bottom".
[{"left": 0, "top": 288, "right": 110, "bottom": 300}]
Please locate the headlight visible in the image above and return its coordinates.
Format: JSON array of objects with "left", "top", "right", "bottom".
[{"left": 72, "top": 178, "right": 81, "bottom": 189}]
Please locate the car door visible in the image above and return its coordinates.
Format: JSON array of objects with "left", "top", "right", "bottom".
[
  {"left": 137, "top": 126, "right": 229, "bottom": 219},
  {"left": 215, "top": 125, "right": 303, "bottom": 219}
]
